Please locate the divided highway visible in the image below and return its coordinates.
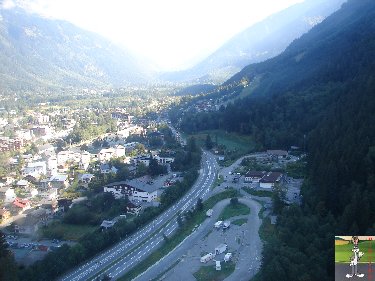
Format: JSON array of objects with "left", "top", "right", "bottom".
[{"left": 58, "top": 151, "right": 218, "bottom": 281}]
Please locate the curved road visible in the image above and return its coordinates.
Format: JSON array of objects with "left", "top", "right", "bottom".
[
  {"left": 136, "top": 197, "right": 262, "bottom": 281},
  {"left": 58, "top": 151, "right": 218, "bottom": 281}
]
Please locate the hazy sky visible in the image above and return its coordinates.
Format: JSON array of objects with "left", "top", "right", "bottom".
[{"left": 4, "top": 0, "right": 304, "bottom": 70}]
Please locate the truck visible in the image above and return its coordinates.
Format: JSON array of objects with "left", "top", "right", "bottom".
[
  {"left": 215, "top": 260, "right": 222, "bottom": 270},
  {"left": 214, "top": 221, "right": 223, "bottom": 228},
  {"left": 200, "top": 253, "right": 214, "bottom": 263},
  {"left": 224, "top": 252, "right": 232, "bottom": 262},
  {"left": 206, "top": 209, "right": 213, "bottom": 217},
  {"left": 215, "top": 243, "right": 227, "bottom": 255},
  {"left": 223, "top": 221, "right": 231, "bottom": 229}
]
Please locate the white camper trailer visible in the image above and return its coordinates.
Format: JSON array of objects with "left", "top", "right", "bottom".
[{"left": 200, "top": 253, "right": 214, "bottom": 263}]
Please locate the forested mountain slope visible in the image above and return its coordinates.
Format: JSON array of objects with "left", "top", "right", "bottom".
[
  {"left": 0, "top": 7, "right": 151, "bottom": 91},
  {"left": 175, "top": 1, "right": 375, "bottom": 279}
]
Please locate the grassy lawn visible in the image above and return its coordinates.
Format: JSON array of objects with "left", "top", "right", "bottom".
[
  {"left": 189, "top": 130, "right": 256, "bottom": 166},
  {"left": 232, "top": 218, "right": 248, "bottom": 226},
  {"left": 39, "top": 221, "right": 97, "bottom": 241},
  {"left": 193, "top": 261, "right": 235, "bottom": 281},
  {"left": 212, "top": 175, "right": 224, "bottom": 189},
  {"left": 242, "top": 187, "right": 273, "bottom": 197},
  {"left": 335, "top": 241, "right": 375, "bottom": 263},
  {"left": 219, "top": 202, "right": 250, "bottom": 221}
]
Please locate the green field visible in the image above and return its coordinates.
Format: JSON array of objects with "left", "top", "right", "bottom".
[
  {"left": 219, "top": 202, "right": 250, "bottom": 221},
  {"left": 232, "top": 218, "right": 248, "bottom": 226},
  {"left": 189, "top": 130, "right": 256, "bottom": 165},
  {"left": 242, "top": 187, "right": 273, "bottom": 197},
  {"left": 193, "top": 261, "right": 235, "bottom": 281},
  {"left": 335, "top": 241, "right": 375, "bottom": 263},
  {"left": 39, "top": 221, "right": 97, "bottom": 241}
]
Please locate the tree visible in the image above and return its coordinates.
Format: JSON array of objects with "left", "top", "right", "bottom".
[
  {"left": 230, "top": 197, "right": 239, "bottom": 205},
  {"left": 0, "top": 231, "right": 18, "bottom": 281},
  {"left": 196, "top": 198, "right": 203, "bottom": 211},
  {"left": 205, "top": 134, "right": 214, "bottom": 150}
]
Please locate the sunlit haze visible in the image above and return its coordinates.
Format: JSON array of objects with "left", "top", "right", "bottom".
[{"left": 5, "top": 0, "right": 304, "bottom": 70}]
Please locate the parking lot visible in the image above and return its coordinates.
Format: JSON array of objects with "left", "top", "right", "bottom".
[{"left": 5, "top": 234, "right": 74, "bottom": 266}]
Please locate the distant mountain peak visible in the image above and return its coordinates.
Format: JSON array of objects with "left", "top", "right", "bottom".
[{"left": 160, "top": 0, "right": 346, "bottom": 84}]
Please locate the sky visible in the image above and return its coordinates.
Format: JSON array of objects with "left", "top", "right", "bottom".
[{"left": 3, "top": 0, "right": 304, "bottom": 70}]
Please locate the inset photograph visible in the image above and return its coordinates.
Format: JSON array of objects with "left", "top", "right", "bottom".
[{"left": 335, "top": 236, "right": 374, "bottom": 280}]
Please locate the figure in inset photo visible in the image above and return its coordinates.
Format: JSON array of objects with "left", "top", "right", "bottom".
[
  {"left": 346, "top": 236, "right": 365, "bottom": 278},
  {"left": 335, "top": 236, "right": 373, "bottom": 280}
]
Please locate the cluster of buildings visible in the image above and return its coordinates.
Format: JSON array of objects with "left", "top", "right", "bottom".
[{"left": 244, "top": 171, "right": 284, "bottom": 189}]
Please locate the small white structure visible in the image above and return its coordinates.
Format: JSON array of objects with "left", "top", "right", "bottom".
[
  {"left": 215, "top": 260, "right": 221, "bottom": 271},
  {"left": 224, "top": 253, "right": 232, "bottom": 262},
  {"left": 200, "top": 253, "right": 214, "bottom": 263},
  {"left": 214, "top": 221, "right": 223, "bottom": 228},
  {"left": 206, "top": 209, "right": 213, "bottom": 217},
  {"left": 215, "top": 244, "right": 227, "bottom": 255},
  {"left": 223, "top": 221, "right": 231, "bottom": 229}
]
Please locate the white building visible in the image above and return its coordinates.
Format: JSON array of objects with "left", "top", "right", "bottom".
[
  {"left": 98, "top": 146, "right": 125, "bottom": 162},
  {"left": 104, "top": 181, "right": 157, "bottom": 202},
  {"left": 22, "top": 161, "right": 47, "bottom": 178},
  {"left": 259, "top": 172, "right": 283, "bottom": 189},
  {"left": 47, "top": 156, "right": 58, "bottom": 175}
]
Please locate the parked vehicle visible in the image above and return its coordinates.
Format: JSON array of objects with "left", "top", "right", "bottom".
[
  {"left": 206, "top": 209, "right": 213, "bottom": 217},
  {"left": 223, "top": 221, "right": 231, "bottom": 229},
  {"left": 200, "top": 253, "right": 215, "bottom": 263},
  {"left": 224, "top": 253, "right": 232, "bottom": 262},
  {"left": 214, "top": 221, "right": 223, "bottom": 228},
  {"left": 215, "top": 243, "right": 227, "bottom": 255},
  {"left": 215, "top": 260, "right": 221, "bottom": 270}
]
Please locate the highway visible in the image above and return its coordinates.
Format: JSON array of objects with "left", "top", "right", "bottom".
[
  {"left": 135, "top": 197, "right": 262, "bottom": 281},
  {"left": 58, "top": 151, "right": 218, "bottom": 281}
]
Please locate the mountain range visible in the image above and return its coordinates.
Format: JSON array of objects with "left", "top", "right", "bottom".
[
  {"left": 160, "top": 0, "right": 346, "bottom": 83},
  {"left": 0, "top": 7, "right": 152, "bottom": 91}
]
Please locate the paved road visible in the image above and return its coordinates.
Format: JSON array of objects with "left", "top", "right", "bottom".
[
  {"left": 137, "top": 197, "right": 262, "bottom": 281},
  {"left": 58, "top": 151, "right": 218, "bottom": 281},
  {"left": 335, "top": 263, "right": 372, "bottom": 281}
]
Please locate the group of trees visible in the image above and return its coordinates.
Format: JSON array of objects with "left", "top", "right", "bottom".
[{"left": 0, "top": 231, "right": 18, "bottom": 281}]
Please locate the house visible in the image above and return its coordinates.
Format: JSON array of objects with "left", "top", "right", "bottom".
[
  {"left": 98, "top": 146, "right": 125, "bottom": 162},
  {"left": 104, "top": 181, "right": 157, "bottom": 202},
  {"left": 49, "top": 174, "right": 68, "bottom": 189},
  {"left": 267, "top": 150, "right": 288, "bottom": 160},
  {"left": 38, "top": 144, "right": 55, "bottom": 155},
  {"left": 132, "top": 155, "right": 151, "bottom": 167},
  {"left": 79, "top": 151, "right": 91, "bottom": 170},
  {"left": 13, "top": 198, "right": 31, "bottom": 212},
  {"left": 0, "top": 187, "right": 16, "bottom": 203},
  {"left": 100, "top": 220, "right": 116, "bottom": 230},
  {"left": 259, "top": 172, "right": 283, "bottom": 189},
  {"left": 38, "top": 179, "right": 51, "bottom": 189},
  {"left": 47, "top": 156, "right": 58, "bottom": 174},
  {"left": 100, "top": 164, "right": 118, "bottom": 174},
  {"left": 154, "top": 155, "right": 174, "bottom": 165},
  {"left": 16, "top": 179, "right": 29, "bottom": 188},
  {"left": 111, "top": 111, "right": 132, "bottom": 123},
  {"left": 78, "top": 174, "right": 95, "bottom": 184},
  {"left": 22, "top": 161, "right": 47, "bottom": 178},
  {"left": 57, "top": 150, "right": 82, "bottom": 165},
  {"left": 244, "top": 171, "right": 266, "bottom": 183},
  {"left": 126, "top": 202, "right": 142, "bottom": 216}
]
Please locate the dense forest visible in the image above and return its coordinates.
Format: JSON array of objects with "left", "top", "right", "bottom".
[{"left": 173, "top": 0, "right": 375, "bottom": 280}]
